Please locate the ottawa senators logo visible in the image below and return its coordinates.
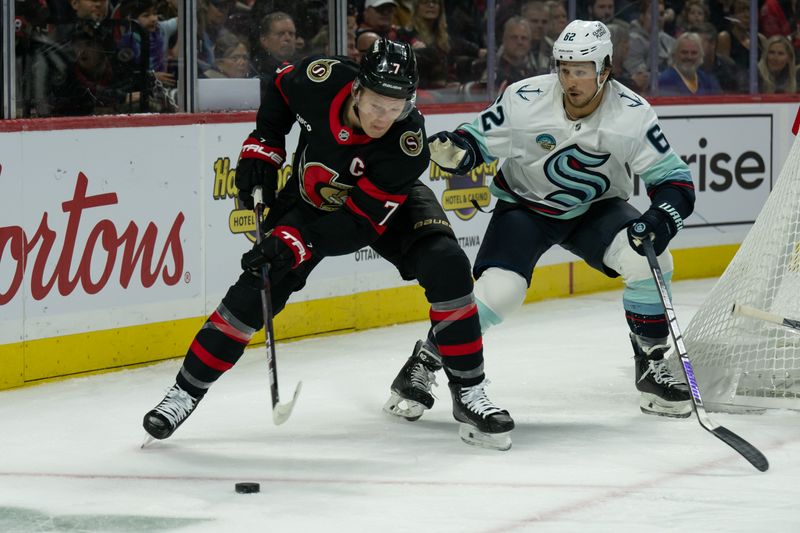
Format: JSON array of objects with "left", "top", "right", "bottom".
[
  {"left": 299, "top": 163, "right": 352, "bottom": 211},
  {"left": 400, "top": 129, "right": 423, "bottom": 157},
  {"left": 307, "top": 59, "right": 340, "bottom": 83}
]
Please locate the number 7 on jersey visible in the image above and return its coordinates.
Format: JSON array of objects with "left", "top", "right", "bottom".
[{"left": 379, "top": 200, "right": 401, "bottom": 226}]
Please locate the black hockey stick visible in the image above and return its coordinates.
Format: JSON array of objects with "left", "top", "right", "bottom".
[
  {"left": 732, "top": 303, "right": 800, "bottom": 332},
  {"left": 253, "top": 187, "right": 302, "bottom": 425},
  {"left": 641, "top": 239, "right": 768, "bottom": 472}
]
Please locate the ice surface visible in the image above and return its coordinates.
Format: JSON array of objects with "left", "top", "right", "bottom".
[{"left": 1, "top": 279, "right": 798, "bottom": 532}]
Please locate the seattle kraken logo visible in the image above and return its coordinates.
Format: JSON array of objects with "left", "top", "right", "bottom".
[{"left": 543, "top": 145, "right": 610, "bottom": 208}]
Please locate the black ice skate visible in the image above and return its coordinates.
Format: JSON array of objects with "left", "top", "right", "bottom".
[
  {"left": 142, "top": 384, "right": 200, "bottom": 445},
  {"left": 631, "top": 334, "right": 692, "bottom": 418},
  {"left": 449, "top": 379, "right": 514, "bottom": 451},
  {"left": 383, "top": 340, "right": 442, "bottom": 421}
]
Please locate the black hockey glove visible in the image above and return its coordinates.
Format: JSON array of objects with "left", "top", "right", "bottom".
[
  {"left": 241, "top": 225, "right": 312, "bottom": 274},
  {"left": 235, "top": 133, "right": 286, "bottom": 210},
  {"left": 627, "top": 206, "right": 679, "bottom": 256},
  {"left": 428, "top": 130, "right": 476, "bottom": 174}
]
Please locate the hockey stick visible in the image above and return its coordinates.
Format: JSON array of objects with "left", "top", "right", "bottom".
[
  {"left": 253, "top": 187, "right": 302, "bottom": 425},
  {"left": 732, "top": 303, "right": 800, "bottom": 332},
  {"left": 641, "top": 239, "right": 768, "bottom": 472}
]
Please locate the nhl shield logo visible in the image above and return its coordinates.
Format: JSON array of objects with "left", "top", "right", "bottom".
[{"left": 338, "top": 129, "right": 350, "bottom": 141}]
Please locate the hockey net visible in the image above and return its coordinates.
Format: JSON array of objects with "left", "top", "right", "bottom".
[{"left": 683, "top": 133, "right": 800, "bottom": 411}]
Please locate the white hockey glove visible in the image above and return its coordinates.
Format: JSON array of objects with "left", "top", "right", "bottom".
[{"left": 428, "top": 131, "right": 476, "bottom": 174}]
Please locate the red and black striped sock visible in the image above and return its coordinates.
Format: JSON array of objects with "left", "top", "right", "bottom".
[
  {"left": 175, "top": 304, "right": 256, "bottom": 398},
  {"left": 430, "top": 296, "right": 484, "bottom": 387}
]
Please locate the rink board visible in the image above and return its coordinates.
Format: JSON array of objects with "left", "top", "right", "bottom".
[{"left": 0, "top": 100, "right": 795, "bottom": 389}]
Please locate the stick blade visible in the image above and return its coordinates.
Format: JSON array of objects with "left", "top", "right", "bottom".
[
  {"left": 711, "top": 425, "right": 769, "bottom": 472},
  {"left": 272, "top": 381, "right": 303, "bottom": 425}
]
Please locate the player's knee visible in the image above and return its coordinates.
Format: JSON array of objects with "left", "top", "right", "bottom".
[
  {"left": 222, "top": 276, "right": 265, "bottom": 330},
  {"left": 603, "top": 229, "right": 674, "bottom": 284},
  {"left": 474, "top": 267, "right": 528, "bottom": 332},
  {"left": 412, "top": 235, "right": 473, "bottom": 301}
]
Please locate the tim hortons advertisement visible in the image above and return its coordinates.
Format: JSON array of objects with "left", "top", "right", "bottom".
[
  {"left": 0, "top": 127, "right": 204, "bottom": 344},
  {"left": 0, "top": 135, "right": 24, "bottom": 346}
]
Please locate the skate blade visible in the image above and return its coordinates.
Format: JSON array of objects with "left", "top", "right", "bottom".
[
  {"left": 458, "top": 423, "right": 512, "bottom": 451},
  {"left": 640, "top": 393, "right": 692, "bottom": 418},
  {"left": 140, "top": 435, "right": 156, "bottom": 449},
  {"left": 383, "top": 392, "right": 425, "bottom": 422}
]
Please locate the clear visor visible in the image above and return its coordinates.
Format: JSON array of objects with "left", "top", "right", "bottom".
[
  {"left": 354, "top": 80, "right": 416, "bottom": 121},
  {"left": 556, "top": 62, "right": 600, "bottom": 80},
  {"left": 360, "top": 98, "right": 406, "bottom": 119}
]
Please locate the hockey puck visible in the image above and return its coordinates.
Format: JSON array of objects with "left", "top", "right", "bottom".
[{"left": 234, "top": 482, "right": 260, "bottom": 494}]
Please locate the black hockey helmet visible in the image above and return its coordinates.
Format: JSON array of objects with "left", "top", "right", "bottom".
[{"left": 356, "top": 38, "right": 418, "bottom": 101}]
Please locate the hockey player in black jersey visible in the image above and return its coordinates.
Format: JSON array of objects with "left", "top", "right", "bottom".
[{"left": 142, "top": 39, "right": 514, "bottom": 450}]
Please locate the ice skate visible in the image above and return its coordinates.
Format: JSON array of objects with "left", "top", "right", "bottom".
[
  {"left": 142, "top": 384, "right": 200, "bottom": 442},
  {"left": 449, "top": 379, "right": 514, "bottom": 451},
  {"left": 631, "top": 334, "right": 692, "bottom": 418},
  {"left": 383, "top": 340, "right": 442, "bottom": 421}
]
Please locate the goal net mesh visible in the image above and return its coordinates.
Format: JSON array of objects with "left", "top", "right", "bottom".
[{"left": 683, "top": 134, "right": 800, "bottom": 411}]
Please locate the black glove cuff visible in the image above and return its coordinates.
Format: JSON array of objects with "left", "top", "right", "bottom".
[
  {"left": 646, "top": 204, "right": 680, "bottom": 237},
  {"left": 454, "top": 129, "right": 483, "bottom": 169}
]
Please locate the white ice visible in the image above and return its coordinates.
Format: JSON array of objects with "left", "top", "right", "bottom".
[{"left": 1, "top": 278, "right": 798, "bottom": 533}]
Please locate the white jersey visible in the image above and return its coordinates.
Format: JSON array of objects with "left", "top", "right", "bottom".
[{"left": 460, "top": 74, "right": 693, "bottom": 219}]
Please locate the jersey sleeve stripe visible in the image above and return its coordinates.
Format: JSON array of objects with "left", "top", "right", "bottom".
[
  {"left": 344, "top": 197, "right": 386, "bottom": 235},
  {"left": 639, "top": 153, "right": 693, "bottom": 187},
  {"left": 356, "top": 177, "right": 408, "bottom": 204},
  {"left": 274, "top": 65, "right": 294, "bottom": 105}
]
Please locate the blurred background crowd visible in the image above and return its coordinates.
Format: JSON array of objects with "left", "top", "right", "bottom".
[{"left": 7, "top": 0, "right": 800, "bottom": 118}]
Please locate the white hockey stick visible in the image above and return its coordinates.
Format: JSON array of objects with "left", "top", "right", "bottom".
[
  {"left": 253, "top": 187, "right": 302, "bottom": 425},
  {"left": 732, "top": 303, "right": 800, "bottom": 332},
  {"left": 642, "top": 239, "right": 768, "bottom": 472}
]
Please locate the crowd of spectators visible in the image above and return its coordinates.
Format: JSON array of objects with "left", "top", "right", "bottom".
[
  {"left": 10, "top": 0, "right": 800, "bottom": 117},
  {"left": 14, "top": 0, "right": 181, "bottom": 116}
]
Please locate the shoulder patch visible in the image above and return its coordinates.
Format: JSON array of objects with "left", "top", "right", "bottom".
[
  {"left": 617, "top": 90, "right": 644, "bottom": 108},
  {"left": 400, "top": 129, "right": 424, "bottom": 157},
  {"left": 536, "top": 134, "right": 556, "bottom": 151},
  {"left": 307, "top": 59, "right": 340, "bottom": 83},
  {"left": 514, "top": 84, "right": 543, "bottom": 101}
]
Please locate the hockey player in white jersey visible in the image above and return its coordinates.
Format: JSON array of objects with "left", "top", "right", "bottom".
[{"left": 385, "top": 20, "right": 696, "bottom": 437}]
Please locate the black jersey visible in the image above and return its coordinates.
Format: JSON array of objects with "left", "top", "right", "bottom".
[{"left": 253, "top": 54, "right": 430, "bottom": 258}]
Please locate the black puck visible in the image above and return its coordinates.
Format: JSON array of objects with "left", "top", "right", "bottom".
[{"left": 235, "top": 482, "right": 260, "bottom": 494}]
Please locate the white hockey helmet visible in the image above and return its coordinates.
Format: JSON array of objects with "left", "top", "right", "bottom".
[{"left": 552, "top": 20, "right": 613, "bottom": 75}]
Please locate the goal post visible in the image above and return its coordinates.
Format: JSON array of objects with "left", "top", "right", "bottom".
[{"left": 682, "top": 133, "right": 800, "bottom": 411}]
